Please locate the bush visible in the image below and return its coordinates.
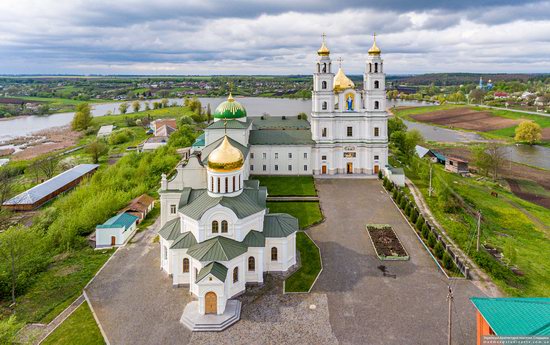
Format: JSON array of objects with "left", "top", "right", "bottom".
[
  {"left": 400, "top": 198, "right": 408, "bottom": 210},
  {"left": 396, "top": 192, "right": 402, "bottom": 204},
  {"left": 108, "top": 128, "right": 133, "bottom": 145},
  {"left": 410, "top": 209, "right": 418, "bottom": 223},
  {"left": 428, "top": 232, "right": 437, "bottom": 248},
  {"left": 421, "top": 223, "right": 430, "bottom": 239},
  {"left": 378, "top": 169, "right": 383, "bottom": 179},
  {"left": 434, "top": 242, "right": 444, "bottom": 259},
  {"left": 405, "top": 203, "right": 412, "bottom": 217},
  {"left": 442, "top": 252, "right": 454, "bottom": 270},
  {"left": 387, "top": 182, "right": 393, "bottom": 192},
  {"left": 392, "top": 188, "right": 399, "bottom": 200},
  {"left": 415, "top": 216, "right": 424, "bottom": 230}
]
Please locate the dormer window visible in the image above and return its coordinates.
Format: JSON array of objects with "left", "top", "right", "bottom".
[
  {"left": 212, "top": 221, "right": 219, "bottom": 233},
  {"left": 221, "top": 220, "right": 228, "bottom": 233}
]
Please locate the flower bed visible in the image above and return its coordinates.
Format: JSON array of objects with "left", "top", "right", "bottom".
[{"left": 366, "top": 224, "right": 409, "bottom": 261}]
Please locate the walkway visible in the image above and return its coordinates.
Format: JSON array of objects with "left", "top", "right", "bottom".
[
  {"left": 267, "top": 196, "right": 319, "bottom": 201},
  {"left": 307, "top": 179, "right": 484, "bottom": 345}
]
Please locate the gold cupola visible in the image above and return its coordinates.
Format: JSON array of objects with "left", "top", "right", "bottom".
[
  {"left": 207, "top": 136, "right": 244, "bottom": 172},
  {"left": 368, "top": 33, "right": 381, "bottom": 55},
  {"left": 333, "top": 66, "right": 355, "bottom": 93},
  {"left": 317, "top": 33, "right": 330, "bottom": 56}
]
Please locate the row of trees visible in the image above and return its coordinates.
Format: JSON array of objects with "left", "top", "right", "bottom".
[{"left": 388, "top": 117, "right": 424, "bottom": 164}]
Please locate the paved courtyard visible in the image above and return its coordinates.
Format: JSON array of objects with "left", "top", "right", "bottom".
[
  {"left": 86, "top": 179, "right": 484, "bottom": 345},
  {"left": 308, "top": 179, "right": 484, "bottom": 345}
]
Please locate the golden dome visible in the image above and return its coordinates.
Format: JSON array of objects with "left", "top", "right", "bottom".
[
  {"left": 333, "top": 67, "right": 355, "bottom": 92},
  {"left": 368, "top": 34, "right": 381, "bottom": 55},
  {"left": 317, "top": 33, "right": 330, "bottom": 56},
  {"left": 207, "top": 136, "right": 244, "bottom": 172}
]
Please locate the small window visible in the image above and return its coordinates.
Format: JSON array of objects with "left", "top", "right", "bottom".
[
  {"left": 322, "top": 102, "right": 327, "bottom": 110},
  {"left": 225, "top": 177, "right": 228, "bottom": 193},
  {"left": 374, "top": 101, "right": 379, "bottom": 109},
  {"left": 183, "top": 258, "right": 189, "bottom": 273},
  {"left": 304, "top": 152, "right": 307, "bottom": 159},
  {"left": 275, "top": 165, "right": 279, "bottom": 171},
  {"left": 263, "top": 165, "right": 267, "bottom": 171},
  {"left": 250, "top": 153, "right": 254, "bottom": 159},
  {"left": 288, "top": 153, "right": 292, "bottom": 159},
  {"left": 304, "top": 165, "right": 308, "bottom": 171},
  {"left": 248, "top": 256, "right": 255, "bottom": 271},
  {"left": 195, "top": 268, "right": 198, "bottom": 283},
  {"left": 322, "top": 128, "right": 327, "bottom": 137},
  {"left": 374, "top": 127, "right": 380, "bottom": 137},
  {"left": 271, "top": 247, "right": 278, "bottom": 261},
  {"left": 322, "top": 81, "right": 327, "bottom": 89},
  {"left": 210, "top": 176, "right": 214, "bottom": 191},
  {"left": 164, "top": 246, "right": 168, "bottom": 260},
  {"left": 347, "top": 127, "right": 353, "bottom": 137},
  {"left": 374, "top": 155, "right": 379, "bottom": 160},
  {"left": 232, "top": 176, "right": 236, "bottom": 192},
  {"left": 288, "top": 165, "right": 292, "bottom": 171},
  {"left": 374, "top": 80, "right": 380, "bottom": 89},
  {"left": 217, "top": 178, "right": 220, "bottom": 192},
  {"left": 275, "top": 153, "right": 278, "bottom": 159},
  {"left": 233, "top": 267, "right": 239, "bottom": 283},
  {"left": 170, "top": 204, "right": 177, "bottom": 214},
  {"left": 262, "top": 153, "right": 266, "bottom": 159},
  {"left": 322, "top": 155, "right": 327, "bottom": 160},
  {"left": 250, "top": 165, "right": 254, "bottom": 171},
  {"left": 221, "top": 220, "right": 228, "bottom": 233},
  {"left": 212, "top": 221, "right": 219, "bottom": 233}
]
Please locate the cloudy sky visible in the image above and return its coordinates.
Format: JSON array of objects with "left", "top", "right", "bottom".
[{"left": 0, "top": 0, "right": 549, "bottom": 75}]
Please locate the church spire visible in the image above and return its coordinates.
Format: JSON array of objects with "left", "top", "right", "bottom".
[{"left": 317, "top": 33, "right": 330, "bottom": 56}]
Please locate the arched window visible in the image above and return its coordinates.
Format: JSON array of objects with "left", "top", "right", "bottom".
[
  {"left": 212, "top": 221, "right": 219, "bottom": 233},
  {"left": 322, "top": 63, "right": 327, "bottom": 73},
  {"left": 221, "top": 220, "right": 228, "bottom": 233},
  {"left": 217, "top": 178, "right": 220, "bottom": 193},
  {"left": 322, "top": 81, "right": 327, "bottom": 89},
  {"left": 380, "top": 62, "right": 383, "bottom": 73},
  {"left": 239, "top": 175, "right": 241, "bottom": 189},
  {"left": 195, "top": 268, "right": 198, "bottom": 282},
  {"left": 248, "top": 256, "right": 255, "bottom": 271},
  {"left": 163, "top": 246, "right": 167, "bottom": 260},
  {"left": 317, "top": 63, "right": 320, "bottom": 73},
  {"left": 183, "top": 258, "right": 189, "bottom": 273},
  {"left": 369, "top": 63, "right": 372, "bottom": 73},
  {"left": 271, "top": 247, "right": 278, "bottom": 261},
  {"left": 232, "top": 176, "right": 236, "bottom": 192},
  {"left": 233, "top": 267, "right": 239, "bottom": 283},
  {"left": 374, "top": 101, "right": 380, "bottom": 109},
  {"left": 225, "top": 177, "right": 228, "bottom": 193},
  {"left": 374, "top": 63, "right": 378, "bottom": 73},
  {"left": 210, "top": 176, "right": 213, "bottom": 191},
  {"left": 374, "top": 80, "right": 379, "bottom": 89},
  {"left": 322, "top": 102, "right": 327, "bottom": 110}
]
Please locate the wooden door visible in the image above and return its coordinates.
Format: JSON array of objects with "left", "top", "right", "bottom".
[
  {"left": 374, "top": 165, "right": 379, "bottom": 174},
  {"left": 347, "top": 163, "right": 353, "bottom": 174},
  {"left": 111, "top": 236, "right": 116, "bottom": 246},
  {"left": 321, "top": 165, "right": 327, "bottom": 174},
  {"left": 205, "top": 292, "right": 217, "bottom": 314}
]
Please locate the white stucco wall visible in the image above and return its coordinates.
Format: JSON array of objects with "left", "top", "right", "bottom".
[{"left": 248, "top": 145, "right": 312, "bottom": 175}]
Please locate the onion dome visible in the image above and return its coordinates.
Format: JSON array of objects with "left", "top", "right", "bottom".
[
  {"left": 214, "top": 93, "right": 247, "bottom": 119},
  {"left": 318, "top": 41, "right": 330, "bottom": 56},
  {"left": 333, "top": 67, "right": 355, "bottom": 92},
  {"left": 368, "top": 34, "right": 381, "bottom": 55},
  {"left": 207, "top": 136, "right": 244, "bottom": 172}
]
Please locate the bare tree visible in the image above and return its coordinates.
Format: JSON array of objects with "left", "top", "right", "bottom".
[
  {"left": 29, "top": 157, "right": 58, "bottom": 183},
  {"left": 486, "top": 143, "right": 506, "bottom": 180},
  {"left": 0, "top": 169, "right": 13, "bottom": 209}
]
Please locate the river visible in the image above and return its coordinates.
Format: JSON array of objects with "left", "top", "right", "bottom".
[{"left": 0, "top": 97, "right": 548, "bottom": 169}]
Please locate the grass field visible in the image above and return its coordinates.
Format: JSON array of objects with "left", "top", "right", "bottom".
[
  {"left": 285, "top": 232, "right": 322, "bottom": 292},
  {"left": 42, "top": 302, "right": 105, "bottom": 345},
  {"left": 266, "top": 202, "right": 323, "bottom": 229},
  {"left": 1, "top": 248, "right": 114, "bottom": 325},
  {"left": 252, "top": 175, "right": 317, "bottom": 196},
  {"left": 406, "top": 160, "right": 550, "bottom": 296}
]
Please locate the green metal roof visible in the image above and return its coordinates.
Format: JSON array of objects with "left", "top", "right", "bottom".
[
  {"left": 170, "top": 231, "right": 197, "bottom": 249},
  {"left": 214, "top": 97, "right": 247, "bottom": 119},
  {"left": 200, "top": 136, "right": 249, "bottom": 165},
  {"left": 97, "top": 213, "right": 139, "bottom": 230},
  {"left": 158, "top": 218, "right": 181, "bottom": 240},
  {"left": 179, "top": 189, "right": 265, "bottom": 220},
  {"left": 242, "top": 230, "right": 265, "bottom": 247},
  {"left": 249, "top": 129, "right": 314, "bottom": 145},
  {"left": 252, "top": 118, "right": 311, "bottom": 130},
  {"left": 471, "top": 297, "right": 550, "bottom": 336},
  {"left": 187, "top": 236, "right": 248, "bottom": 262},
  {"left": 263, "top": 213, "right": 298, "bottom": 237},
  {"left": 196, "top": 262, "right": 228, "bottom": 283},
  {"left": 192, "top": 133, "right": 205, "bottom": 148},
  {"left": 207, "top": 118, "right": 253, "bottom": 129}
]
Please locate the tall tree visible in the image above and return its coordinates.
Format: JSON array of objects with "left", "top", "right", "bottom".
[
  {"left": 119, "top": 102, "right": 128, "bottom": 114},
  {"left": 71, "top": 103, "right": 92, "bottom": 131},
  {"left": 514, "top": 120, "right": 542, "bottom": 145},
  {"left": 86, "top": 140, "right": 108, "bottom": 164},
  {"left": 132, "top": 100, "right": 141, "bottom": 113},
  {"left": 486, "top": 143, "right": 506, "bottom": 180},
  {"left": 206, "top": 103, "right": 212, "bottom": 123},
  {"left": 29, "top": 157, "right": 58, "bottom": 182},
  {"left": 0, "top": 169, "right": 13, "bottom": 210},
  {"left": 161, "top": 98, "right": 169, "bottom": 108}
]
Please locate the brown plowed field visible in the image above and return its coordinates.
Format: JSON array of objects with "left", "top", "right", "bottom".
[
  {"left": 542, "top": 127, "right": 550, "bottom": 141},
  {"left": 411, "top": 108, "right": 520, "bottom": 132}
]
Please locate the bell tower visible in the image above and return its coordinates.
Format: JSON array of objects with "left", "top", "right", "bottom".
[
  {"left": 312, "top": 33, "right": 334, "bottom": 113},
  {"left": 364, "top": 33, "right": 386, "bottom": 113}
]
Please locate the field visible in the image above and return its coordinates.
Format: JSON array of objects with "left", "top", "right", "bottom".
[
  {"left": 266, "top": 202, "right": 323, "bottom": 229},
  {"left": 284, "top": 232, "right": 322, "bottom": 292},
  {"left": 411, "top": 108, "right": 520, "bottom": 132},
  {"left": 252, "top": 175, "right": 317, "bottom": 196},
  {"left": 42, "top": 302, "right": 105, "bottom": 345}
]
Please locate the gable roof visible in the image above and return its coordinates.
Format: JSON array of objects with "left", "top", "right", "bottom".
[
  {"left": 196, "top": 262, "right": 228, "bottom": 283},
  {"left": 158, "top": 218, "right": 181, "bottom": 240},
  {"left": 471, "top": 297, "right": 550, "bottom": 336},
  {"left": 97, "top": 213, "right": 139, "bottom": 230},
  {"left": 170, "top": 231, "right": 197, "bottom": 249},
  {"left": 242, "top": 230, "right": 265, "bottom": 247},
  {"left": 432, "top": 151, "right": 446, "bottom": 162},
  {"left": 179, "top": 188, "right": 265, "bottom": 220},
  {"left": 207, "top": 118, "right": 253, "bottom": 130},
  {"left": 263, "top": 213, "right": 298, "bottom": 237},
  {"left": 187, "top": 236, "right": 248, "bottom": 262},
  {"left": 415, "top": 145, "right": 430, "bottom": 158},
  {"left": 192, "top": 133, "right": 205, "bottom": 148},
  {"left": 249, "top": 129, "right": 314, "bottom": 145}
]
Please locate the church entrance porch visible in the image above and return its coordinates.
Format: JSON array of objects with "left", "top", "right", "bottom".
[
  {"left": 205, "top": 292, "right": 217, "bottom": 314},
  {"left": 346, "top": 163, "right": 353, "bottom": 174},
  {"left": 322, "top": 165, "right": 327, "bottom": 174},
  {"left": 374, "top": 165, "right": 379, "bottom": 174}
]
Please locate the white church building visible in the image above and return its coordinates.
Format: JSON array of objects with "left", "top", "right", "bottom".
[{"left": 158, "top": 35, "right": 388, "bottom": 330}]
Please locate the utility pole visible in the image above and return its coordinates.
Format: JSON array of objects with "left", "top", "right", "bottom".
[
  {"left": 447, "top": 286, "right": 453, "bottom": 345},
  {"left": 429, "top": 162, "right": 433, "bottom": 197},
  {"left": 476, "top": 211, "right": 482, "bottom": 252}
]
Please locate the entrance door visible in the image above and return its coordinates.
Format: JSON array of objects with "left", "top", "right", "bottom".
[
  {"left": 321, "top": 165, "right": 327, "bottom": 174},
  {"left": 347, "top": 162, "right": 353, "bottom": 174},
  {"left": 205, "top": 292, "right": 217, "bottom": 314},
  {"left": 374, "top": 165, "right": 379, "bottom": 174},
  {"left": 110, "top": 236, "right": 116, "bottom": 246}
]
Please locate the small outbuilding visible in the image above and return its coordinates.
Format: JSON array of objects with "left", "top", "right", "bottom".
[
  {"left": 97, "top": 125, "right": 114, "bottom": 138},
  {"left": 445, "top": 156, "right": 469, "bottom": 174},
  {"left": 121, "top": 194, "right": 155, "bottom": 222},
  {"left": 95, "top": 213, "right": 139, "bottom": 248},
  {"left": 383, "top": 165, "right": 405, "bottom": 187}
]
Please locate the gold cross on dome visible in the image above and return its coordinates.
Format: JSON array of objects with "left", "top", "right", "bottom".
[
  {"left": 321, "top": 32, "right": 326, "bottom": 43},
  {"left": 337, "top": 57, "right": 343, "bottom": 67},
  {"left": 373, "top": 32, "right": 377, "bottom": 42}
]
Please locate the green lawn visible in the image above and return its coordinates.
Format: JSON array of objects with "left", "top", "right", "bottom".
[
  {"left": 405, "top": 160, "right": 550, "bottom": 296},
  {"left": 2, "top": 248, "right": 114, "bottom": 324},
  {"left": 42, "top": 301, "right": 105, "bottom": 345},
  {"left": 285, "top": 232, "right": 322, "bottom": 292},
  {"left": 252, "top": 175, "right": 317, "bottom": 196},
  {"left": 267, "top": 201, "right": 323, "bottom": 229}
]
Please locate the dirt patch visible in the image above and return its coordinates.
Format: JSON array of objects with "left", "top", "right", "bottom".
[
  {"left": 541, "top": 127, "right": 550, "bottom": 141},
  {"left": 411, "top": 108, "right": 520, "bottom": 132},
  {"left": 506, "top": 179, "right": 550, "bottom": 209},
  {"left": 11, "top": 126, "right": 82, "bottom": 160},
  {"left": 54, "top": 264, "right": 80, "bottom": 277},
  {"left": 367, "top": 225, "right": 408, "bottom": 259}
]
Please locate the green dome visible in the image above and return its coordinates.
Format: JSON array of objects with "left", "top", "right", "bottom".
[{"left": 214, "top": 94, "right": 247, "bottom": 119}]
